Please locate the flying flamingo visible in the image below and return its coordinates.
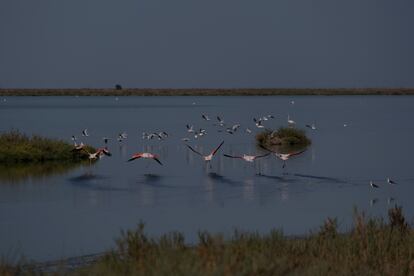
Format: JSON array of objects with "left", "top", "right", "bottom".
[
  {"left": 82, "top": 147, "right": 112, "bottom": 165},
  {"left": 223, "top": 152, "right": 270, "bottom": 174},
  {"left": 71, "top": 142, "right": 85, "bottom": 152},
  {"left": 186, "top": 141, "right": 224, "bottom": 168},
  {"left": 260, "top": 145, "right": 306, "bottom": 168},
  {"left": 127, "top": 152, "right": 163, "bottom": 166}
]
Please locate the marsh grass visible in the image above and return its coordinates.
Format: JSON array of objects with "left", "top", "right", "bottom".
[
  {"left": 63, "top": 206, "right": 414, "bottom": 275},
  {"left": 0, "top": 130, "right": 95, "bottom": 164}
]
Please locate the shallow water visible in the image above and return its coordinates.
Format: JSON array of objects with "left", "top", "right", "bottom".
[{"left": 1, "top": 96, "right": 413, "bottom": 261}]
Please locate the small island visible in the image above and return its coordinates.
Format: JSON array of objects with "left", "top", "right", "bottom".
[
  {"left": 0, "top": 130, "right": 95, "bottom": 164},
  {"left": 256, "top": 127, "right": 311, "bottom": 151}
]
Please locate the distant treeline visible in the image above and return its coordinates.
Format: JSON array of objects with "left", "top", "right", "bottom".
[{"left": 1, "top": 88, "right": 414, "bottom": 96}]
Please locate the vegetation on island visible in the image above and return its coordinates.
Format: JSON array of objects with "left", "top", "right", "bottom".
[
  {"left": 4, "top": 206, "right": 414, "bottom": 275},
  {"left": 0, "top": 130, "right": 95, "bottom": 164},
  {"left": 256, "top": 127, "right": 311, "bottom": 151}
]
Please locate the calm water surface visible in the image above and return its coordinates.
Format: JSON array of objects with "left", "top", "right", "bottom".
[{"left": 1, "top": 96, "right": 413, "bottom": 261}]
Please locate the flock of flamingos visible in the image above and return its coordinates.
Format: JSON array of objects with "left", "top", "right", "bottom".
[{"left": 70, "top": 110, "right": 396, "bottom": 189}]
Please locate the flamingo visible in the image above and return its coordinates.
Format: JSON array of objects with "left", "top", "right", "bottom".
[
  {"left": 223, "top": 152, "right": 270, "bottom": 174},
  {"left": 186, "top": 141, "right": 224, "bottom": 168},
  {"left": 127, "top": 152, "right": 163, "bottom": 166},
  {"left": 370, "top": 181, "right": 379, "bottom": 188},
  {"left": 81, "top": 147, "right": 112, "bottom": 165},
  {"left": 260, "top": 145, "right": 306, "bottom": 168}
]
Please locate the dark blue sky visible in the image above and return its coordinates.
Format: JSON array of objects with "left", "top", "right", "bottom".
[{"left": 1, "top": 1, "right": 413, "bottom": 88}]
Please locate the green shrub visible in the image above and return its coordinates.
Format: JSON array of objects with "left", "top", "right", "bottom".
[
  {"left": 256, "top": 127, "right": 311, "bottom": 148},
  {"left": 0, "top": 130, "right": 95, "bottom": 164}
]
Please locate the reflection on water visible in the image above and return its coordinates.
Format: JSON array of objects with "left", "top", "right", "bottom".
[{"left": 0, "top": 162, "right": 89, "bottom": 184}]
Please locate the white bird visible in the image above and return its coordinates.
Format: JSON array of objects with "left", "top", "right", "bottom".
[
  {"left": 253, "top": 118, "right": 264, "bottom": 128},
  {"left": 186, "top": 141, "right": 224, "bottom": 167},
  {"left": 287, "top": 115, "right": 296, "bottom": 125},
  {"left": 82, "top": 129, "right": 89, "bottom": 137},
  {"left": 118, "top": 132, "right": 127, "bottom": 142},
  {"left": 186, "top": 124, "right": 195, "bottom": 133},
  {"left": 245, "top": 128, "right": 252, "bottom": 133},
  {"left": 216, "top": 116, "right": 225, "bottom": 127},
  {"left": 370, "top": 181, "right": 379, "bottom": 188},
  {"left": 181, "top": 137, "right": 190, "bottom": 142},
  {"left": 231, "top": 124, "right": 241, "bottom": 132},
  {"left": 305, "top": 123, "right": 317, "bottom": 130},
  {"left": 202, "top": 114, "right": 210, "bottom": 121},
  {"left": 387, "top": 178, "right": 397, "bottom": 185},
  {"left": 290, "top": 100, "right": 295, "bottom": 105}
]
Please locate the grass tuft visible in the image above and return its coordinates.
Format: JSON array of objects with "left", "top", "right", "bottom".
[{"left": 68, "top": 206, "right": 414, "bottom": 275}]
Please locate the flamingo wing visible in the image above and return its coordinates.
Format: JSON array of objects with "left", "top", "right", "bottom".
[
  {"left": 211, "top": 141, "right": 224, "bottom": 156},
  {"left": 186, "top": 145, "right": 203, "bottom": 156},
  {"left": 254, "top": 153, "right": 270, "bottom": 159},
  {"left": 152, "top": 157, "right": 163, "bottom": 166},
  {"left": 128, "top": 153, "right": 143, "bottom": 162},
  {"left": 287, "top": 149, "right": 307, "bottom": 157},
  {"left": 223, "top": 154, "right": 242, "bottom": 159}
]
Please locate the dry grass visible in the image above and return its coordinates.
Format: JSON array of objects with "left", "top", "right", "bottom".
[
  {"left": 1, "top": 88, "right": 414, "bottom": 96},
  {"left": 70, "top": 206, "right": 414, "bottom": 275}
]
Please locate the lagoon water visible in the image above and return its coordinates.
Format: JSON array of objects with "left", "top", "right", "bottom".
[{"left": 1, "top": 96, "right": 414, "bottom": 261}]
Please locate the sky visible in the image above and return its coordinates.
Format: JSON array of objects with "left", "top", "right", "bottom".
[{"left": 0, "top": 0, "right": 413, "bottom": 88}]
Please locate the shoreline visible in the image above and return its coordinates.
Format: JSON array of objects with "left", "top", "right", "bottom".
[{"left": 1, "top": 88, "right": 414, "bottom": 96}]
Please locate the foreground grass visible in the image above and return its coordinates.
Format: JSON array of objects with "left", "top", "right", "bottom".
[
  {"left": 1, "top": 88, "right": 414, "bottom": 96},
  {"left": 74, "top": 207, "right": 414, "bottom": 275},
  {"left": 3, "top": 206, "right": 414, "bottom": 275},
  {"left": 0, "top": 131, "right": 94, "bottom": 164},
  {"left": 256, "top": 127, "right": 311, "bottom": 151}
]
